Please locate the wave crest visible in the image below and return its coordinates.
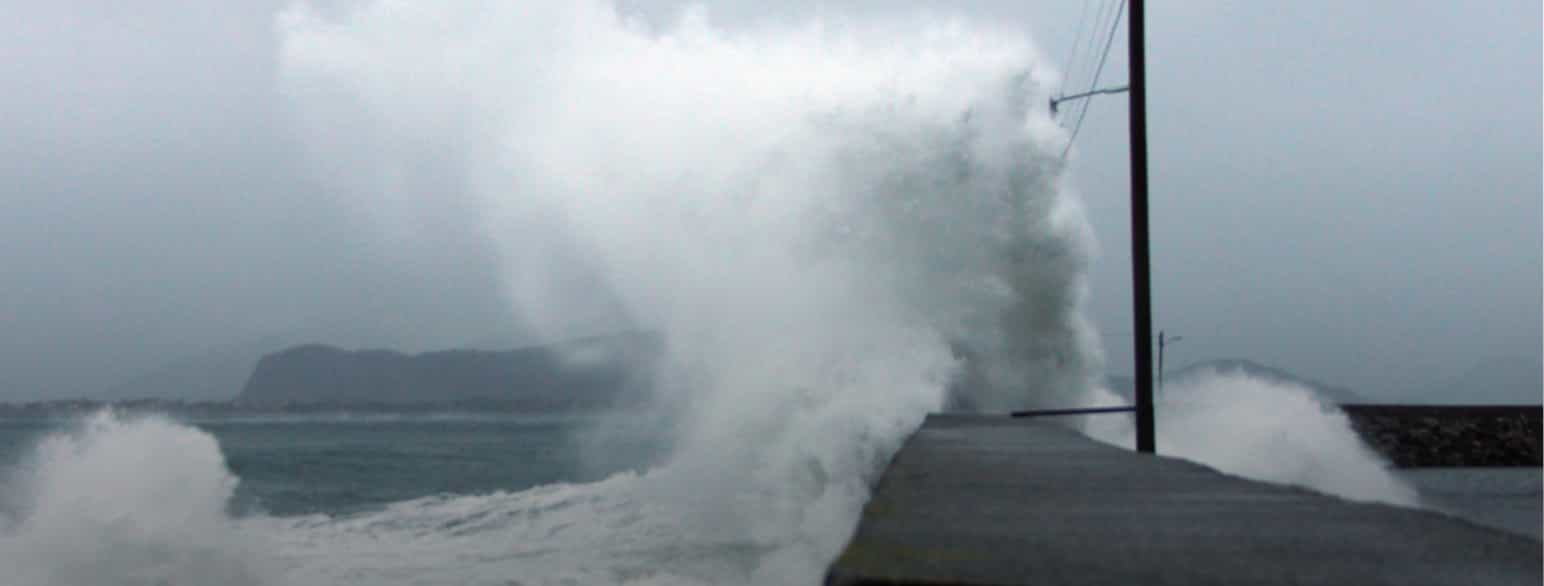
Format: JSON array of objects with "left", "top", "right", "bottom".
[
  {"left": 0, "top": 411, "right": 271, "bottom": 586},
  {"left": 1083, "top": 370, "right": 1420, "bottom": 506}
]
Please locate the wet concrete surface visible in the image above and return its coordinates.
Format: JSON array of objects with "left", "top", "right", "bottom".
[{"left": 826, "top": 414, "right": 1542, "bottom": 586}]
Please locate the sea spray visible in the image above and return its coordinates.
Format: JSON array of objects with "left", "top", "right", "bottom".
[
  {"left": 274, "top": 1, "right": 1418, "bottom": 583},
  {"left": 279, "top": 1, "right": 1097, "bottom": 582},
  {"left": 0, "top": 412, "right": 271, "bottom": 586},
  {"left": 1081, "top": 370, "right": 1420, "bottom": 506}
]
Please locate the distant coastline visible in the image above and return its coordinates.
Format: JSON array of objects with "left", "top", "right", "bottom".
[
  {"left": 3, "top": 334, "right": 663, "bottom": 420},
  {"left": 0, "top": 397, "right": 624, "bottom": 421},
  {"left": 4, "top": 338, "right": 1536, "bottom": 468},
  {"left": 3, "top": 398, "right": 1536, "bottom": 468}
]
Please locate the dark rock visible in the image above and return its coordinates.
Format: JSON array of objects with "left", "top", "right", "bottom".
[{"left": 1341, "top": 404, "right": 1542, "bottom": 467}]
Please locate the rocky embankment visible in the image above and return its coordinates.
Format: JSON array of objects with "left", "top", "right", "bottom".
[{"left": 1341, "top": 404, "right": 1541, "bottom": 467}]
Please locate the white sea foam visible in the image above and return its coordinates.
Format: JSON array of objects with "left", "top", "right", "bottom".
[
  {"left": 253, "top": 471, "right": 773, "bottom": 585},
  {"left": 0, "top": 397, "right": 1417, "bottom": 586},
  {"left": 271, "top": 0, "right": 1419, "bottom": 582},
  {"left": 1081, "top": 369, "right": 1420, "bottom": 506},
  {"left": 278, "top": 1, "right": 1096, "bottom": 582},
  {"left": 0, "top": 412, "right": 272, "bottom": 586},
  {"left": 0, "top": 2, "right": 1420, "bottom": 584}
]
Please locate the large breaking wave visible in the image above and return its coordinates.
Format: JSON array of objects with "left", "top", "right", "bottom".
[
  {"left": 0, "top": 413, "right": 272, "bottom": 586},
  {"left": 276, "top": 1, "right": 1097, "bottom": 582},
  {"left": 0, "top": 1, "right": 1418, "bottom": 584}
]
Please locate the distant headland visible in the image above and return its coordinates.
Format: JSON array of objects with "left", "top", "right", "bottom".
[
  {"left": 233, "top": 332, "right": 661, "bottom": 409},
  {"left": 1, "top": 332, "right": 662, "bottom": 419},
  {"left": 0, "top": 337, "right": 1536, "bottom": 467}
]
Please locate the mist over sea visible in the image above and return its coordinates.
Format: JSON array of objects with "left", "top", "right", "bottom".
[{"left": 0, "top": 1, "right": 1532, "bottom": 584}]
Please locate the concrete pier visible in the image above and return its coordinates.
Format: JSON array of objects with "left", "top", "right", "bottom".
[{"left": 825, "top": 414, "right": 1541, "bottom": 586}]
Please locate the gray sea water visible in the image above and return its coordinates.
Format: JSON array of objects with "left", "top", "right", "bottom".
[
  {"left": 1396, "top": 467, "right": 1542, "bottom": 539},
  {"left": 0, "top": 414, "right": 660, "bottom": 518},
  {"left": 2, "top": 414, "right": 1535, "bottom": 529},
  {"left": 0, "top": 413, "right": 1536, "bottom": 586},
  {"left": 1, "top": 415, "right": 1538, "bottom": 525}
]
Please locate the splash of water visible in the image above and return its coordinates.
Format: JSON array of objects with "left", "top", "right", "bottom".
[
  {"left": 1081, "top": 369, "right": 1420, "bottom": 506},
  {"left": 0, "top": 0, "right": 1426, "bottom": 571},
  {"left": 279, "top": 2, "right": 1098, "bottom": 582},
  {"left": 272, "top": 0, "right": 1419, "bottom": 582},
  {"left": 0, "top": 412, "right": 271, "bottom": 586}
]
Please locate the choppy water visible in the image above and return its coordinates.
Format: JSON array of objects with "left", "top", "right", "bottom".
[
  {"left": 1, "top": 411, "right": 1537, "bottom": 586},
  {"left": 0, "top": 413, "right": 708, "bottom": 585},
  {"left": 0, "top": 414, "right": 653, "bottom": 518},
  {"left": 2, "top": 2, "right": 1530, "bottom": 583}
]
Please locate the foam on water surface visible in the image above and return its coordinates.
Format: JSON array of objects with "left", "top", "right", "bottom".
[{"left": 0, "top": 2, "right": 1420, "bottom": 584}]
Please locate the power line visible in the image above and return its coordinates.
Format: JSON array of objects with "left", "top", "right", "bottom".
[
  {"left": 1069, "top": 0, "right": 1125, "bottom": 153},
  {"left": 1060, "top": 0, "right": 1113, "bottom": 144},
  {"left": 1087, "top": 0, "right": 1126, "bottom": 100},
  {"left": 1060, "top": 0, "right": 1127, "bottom": 160},
  {"left": 1079, "top": 0, "right": 1116, "bottom": 93},
  {"left": 1059, "top": 0, "right": 1095, "bottom": 121},
  {"left": 1063, "top": 1, "right": 1103, "bottom": 97}
]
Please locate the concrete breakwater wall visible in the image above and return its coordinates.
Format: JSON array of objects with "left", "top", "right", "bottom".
[
  {"left": 825, "top": 415, "right": 1543, "bottom": 586},
  {"left": 1341, "top": 404, "right": 1541, "bottom": 467}
]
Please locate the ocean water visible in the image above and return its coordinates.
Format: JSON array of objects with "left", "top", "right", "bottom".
[
  {"left": 1397, "top": 467, "right": 1543, "bottom": 539},
  {"left": 1, "top": 2, "right": 1515, "bottom": 584},
  {"left": 1, "top": 411, "right": 1536, "bottom": 586},
  {"left": 0, "top": 412, "right": 697, "bottom": 585},
  {"left": 0, "top": 415, "right": 649, "bottom": 517}
]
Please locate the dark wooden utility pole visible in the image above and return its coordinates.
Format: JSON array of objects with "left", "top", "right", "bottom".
[{"left": 1128, "top": 0, "right": 1156, "bottom": 454}]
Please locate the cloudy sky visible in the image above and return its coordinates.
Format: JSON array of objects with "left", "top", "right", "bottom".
[{"left": 1, "top": 1, "right": 1537, "bottom": 400}]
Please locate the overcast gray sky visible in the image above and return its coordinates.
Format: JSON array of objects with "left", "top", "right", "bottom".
[{"left": 0, "top": 1, "right": 1538, "bottom": 401}]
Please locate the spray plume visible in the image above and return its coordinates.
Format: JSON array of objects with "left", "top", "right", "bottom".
[
  {"left": 278, "top": 1, "right": 1097, "bottom": 580},
  {"left": 0, "top": 4, "right": 1418, "bottom": 585}
]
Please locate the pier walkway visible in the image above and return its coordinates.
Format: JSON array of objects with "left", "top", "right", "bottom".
[{"left": 825, "top": 414, "right": 1541, "bottom": 586}]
